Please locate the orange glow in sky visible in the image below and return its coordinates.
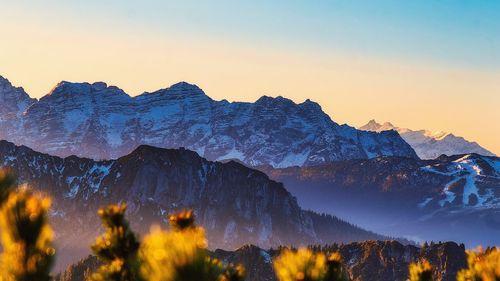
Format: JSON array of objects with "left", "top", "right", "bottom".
[{"left": 1, "top": 1, "right": 498, "bottom": 155}]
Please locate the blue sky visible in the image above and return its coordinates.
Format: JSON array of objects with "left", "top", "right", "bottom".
[
  {"left": 14, "top": 0, "right": 498, "bottom": 70},
  {"left": 1, "top": 0, "right": 499, "bottom": 154}
]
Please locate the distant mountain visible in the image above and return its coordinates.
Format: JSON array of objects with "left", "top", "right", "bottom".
[
  {"left": 0, "top": 140, "right": 389, "bottom": 270},
  {"left": 360, "top": 120, "right": 495, "bottom": 159},
  {"left": 0, "top": 75, "right": 417, "bottom": 167},
  {"left": 260, "top": 153, "right": 500, "bottom": 246},
  {"left": 57, "top": 241, "right": 467, "bottom": 281}
]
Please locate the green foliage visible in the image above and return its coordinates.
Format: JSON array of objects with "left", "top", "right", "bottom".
[
  {"left": 408, "top": 260, "right": 433, "bottom": 281},
  {"left": 0, "top": 171, "right": 55, "bottom": 281},
  {"left": 90, "top": 204, "right": 142, "bottom": 281}
]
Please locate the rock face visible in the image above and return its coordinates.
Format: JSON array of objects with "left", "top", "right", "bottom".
[
  {"left": 260, "top": 153, "right": 500, "bottom": 247},
  {"left": 56, "top": 241, "right": 467, "bottom": 281},
  {"left": 0, "top": 76, "right": 36, "bottom": 140},
  {"left": 0, "top": 140, "right": 388, "bottom": 270},
  {"left": 0, "top": 76, "right": 417, "bottom": 167},
  {"left": 360, "top": 120, "right": 496, "bottom": 159}
]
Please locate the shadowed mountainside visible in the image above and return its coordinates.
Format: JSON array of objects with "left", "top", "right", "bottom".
[{"left": 0, "top": 140, "right": 393, "bottom": 270}]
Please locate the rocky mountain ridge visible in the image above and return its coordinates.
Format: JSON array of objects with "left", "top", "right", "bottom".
[
  {"left": 57, "top": 241, "right": 467, "bottom": 281},
  {"left": 0, "top": 140, "right": 389, "bottom": 270},
  {"left": 0, "top": 75, "right": 417, "bottom": 167}
]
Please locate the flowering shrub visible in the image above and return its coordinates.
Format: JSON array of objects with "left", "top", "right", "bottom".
[
  {"left": 139, "top": 210, "right": 245, "bottom": 281},
  {"left": 457, "top": 247, "right": 500, "bottom": 281},
  {"left": 273, "top": 248, "right": 348, "bottom": 281},
  {"left": 408, "top": 260, "right": 433, "bottom": 281},
  {"left": 0, "top": 171, "right": 55, "bottom": 281},
  {"left": 90, "top": 204, "right": 143, "bottom": 281}
]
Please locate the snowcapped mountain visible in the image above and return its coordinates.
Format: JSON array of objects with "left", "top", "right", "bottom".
[
  {"left": 360, "top": 120, "right": 495, "bottom": 159},
  {"left": 260, "top": 153, "right": 500, "bottom": 246},
  {"left": 0, "top": 140, "right": 388, "bottom": 269},
  {"left": 0, "top": 75, "right": 417, "bottom": 167}
]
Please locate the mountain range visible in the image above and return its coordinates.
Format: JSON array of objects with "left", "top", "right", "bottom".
[
  {"left": 57, "top": 241, "right": 467, "bottom": 281},
  {"left": 0, "top": 76, "right": 417, "bottom": 167},
  {"left": 260, "top": 153, "right": 500, "bottom": 246},
  {"left": 0, "top": 139, "right": 390, "bottom": 270},
  {"left": 360, "top": 120, "right": 496, "bottom": 159},
  {"left": 0, "top": 74, "right": 498, "bottom": 278}
]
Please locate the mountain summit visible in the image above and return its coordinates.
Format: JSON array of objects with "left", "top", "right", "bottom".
[
  {"left": 360, "top": 120, "right": 495, "bottom": 159},
  {"left": 0, "top": 76, "right": 417, "bottom": 167}
]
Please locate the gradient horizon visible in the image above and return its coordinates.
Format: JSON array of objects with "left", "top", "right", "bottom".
[{"left": 1, "top": 0, "right": 499, "bottom": 154}]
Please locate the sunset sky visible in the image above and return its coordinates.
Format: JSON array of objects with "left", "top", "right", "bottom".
[{"left": 1, "top": 0, "right": 499, "bottom": 154}]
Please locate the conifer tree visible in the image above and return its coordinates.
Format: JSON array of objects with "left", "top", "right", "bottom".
[
  {"left": 90, "top": 204, "right": 143, "bottom": 281},
  {"left": 0, "top": 171, "right": 55, "bottom": 281}
]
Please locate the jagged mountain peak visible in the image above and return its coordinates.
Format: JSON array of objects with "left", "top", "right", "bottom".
[
  {"left": 169, "top": 81, "right": 202, "bottom": 91},
  {"left": 254, "top": 95, "right": 321, "bottom": 108},
  {"left": 255, "top": 95, "right": 293, "bottom": 105},
  {"left": 360, "top": 119, "right": 396, "bottom": 132},
  {"left": 125, "top": 144, "right": 203, "bottom": 162},
  {"left": 360, "top": 120, "right": 496, "bottom": 159},
  {"left": 0, "top": 75, "right": 12, "bottom": 86},
  {"left": 46, "top": 80, "right": 129, "bottom": 98},
  {"left": 0, "top": 75, "right": 30, "bottom": 97},
  {"left": 140, "top": 81, "right": 206, "bottom": 98},
  {"left": 0, "top": 75, "right": 36, "bottom": 120}
]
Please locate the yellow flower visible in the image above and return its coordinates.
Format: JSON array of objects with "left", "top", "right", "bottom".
[
  {"left": 457, "top": 247, "right": 500, "bottom": 281},
  {"left": 139, "top": 225, "right": 208, "bottom": 281},
  {"left": 408, "top": 259, "right": 433, "bottom": 281},
  {"left": 0, "top": 188, "right": 54, "bottom": 281},
  {"left": 274, "top": 248, "right": 328, "bottom": 281},
  {"left": 169, "top": 210, "right": 195, "bottom": 231}
]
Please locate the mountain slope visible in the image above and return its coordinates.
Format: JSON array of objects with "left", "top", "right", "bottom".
[
  {"left": 260, "top": 153, "right": 500, "bottom": 246},
  {"left": 0, "top": 140, "right": 388, "bottom": 270},
  {"left": 360, "top": 120, "right": 495, "bottom": 159},
  {"left": 0, "top": 76, "right": 417, "bottom": 167}
]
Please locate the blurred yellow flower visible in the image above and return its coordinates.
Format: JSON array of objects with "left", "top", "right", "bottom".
[
  {"left": 408, "top": 259, "right": 433, "bottom": 281},
  {"left": 0, "top": 188, "right": 54, "bottom": 281},
  {"left": 274, "top": 248, "right": 328, "bottom": 281},
  {"left": 139, "top": 225, "right": 207, "bottom": 281},
  {"left": 457, "top": 247, "right": 500, "bottom": 281}
]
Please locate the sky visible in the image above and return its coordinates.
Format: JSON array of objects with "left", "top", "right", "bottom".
[{"left": 0, "top": 0, "right": 499, "bottom": 154}]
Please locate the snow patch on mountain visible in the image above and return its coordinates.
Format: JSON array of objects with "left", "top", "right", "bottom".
[
  {"left": 420, "top": 154, "right": 500, "bottom": 209},
  {"left": 438, "top": 177, "right": 460, "bottom": 207}
]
